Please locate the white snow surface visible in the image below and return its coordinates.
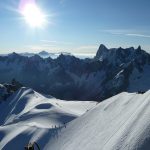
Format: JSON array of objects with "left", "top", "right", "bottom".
[
  {"left": 0, "top": 87, "right": 97, "bottom": 150},
  {"left": 1, "top": 88, "right": 150, "bottom": 150},
  {"left": 47, "top": 91, "right": 150, "bottom": 150}
]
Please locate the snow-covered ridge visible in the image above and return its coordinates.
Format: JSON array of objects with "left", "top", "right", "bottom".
[
  {"left": 1, "top": 88, "right": 150, "bottom": 149},
  {"left": 46, "top": 90, "right": 150, "bottom": 150},
  {"left": 0, "top": 87, "right": 97, "bottom": 149}
]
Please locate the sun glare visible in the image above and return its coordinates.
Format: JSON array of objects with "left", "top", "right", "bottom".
[{"left": 21, "top": 3, "right": 46, "bottom": 28}]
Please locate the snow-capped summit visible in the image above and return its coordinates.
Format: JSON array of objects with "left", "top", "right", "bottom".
[{"left": 30, "top": 54, "right": 43, "bottom": 62}]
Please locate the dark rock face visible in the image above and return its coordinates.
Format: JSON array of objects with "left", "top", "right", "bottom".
[
  {"left": 0, "top": 45, "right": 150, "bottom": 101},
  {"left": 0, "top": 79, "right": 23, "bottom": 101},
  {"left": 0, "top": 84, "right": 7, "bottom": 101}
]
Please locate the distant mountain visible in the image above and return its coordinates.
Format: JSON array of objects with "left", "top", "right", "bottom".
[
  {"left": 20, "top": 51, "right": 59, "bottom": 59},
  {"left": 39, "top": 50, "right": 49, "bottom": 56},
  {"left": 38, "top": 51, "right": 59, "bottom": 58},
  {"left": 19, "top": 52, "right": 35, "bottom": 57},
  {"left": 0, "top": 44, "right": 150, "bottom": 101},
  {"left": 1, "top": 51, "right": 94, "bottom": 59}
]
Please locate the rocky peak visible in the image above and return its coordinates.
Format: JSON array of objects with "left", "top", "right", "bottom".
[
  {"left": 95, "top": 44, "right": 109, "bottom": 60},
  {"left": 38, "top": 51, "right": 49, "bottom": 56},
  {"left": 30, "top": 54, "right": 43, "bottom": 62},
  {"left": 99, "top": 44, "right": 107, "bottom": 50},
  {"left": 8, "top": 52, "right": 20, "bottom": 58},
  {"left": 94, "top": 44, "right": 150, "bottom": 68},
  {"left": 7, "top": 53, "right": 25, "bottom": 62},
  {"left": 137, "top": 45, "right": 142, "bottom": 51}
]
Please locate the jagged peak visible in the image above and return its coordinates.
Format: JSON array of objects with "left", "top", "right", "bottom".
[
  {"left": 98, "top": 44, "right": 108, "bottom": 51},
  {"left": 97, "top": 44, "right": 108, "bottom": 54},
  {"left": 38, "top": 50, "right": 49, "bottom": 55},
  {"left": 95, "top": 44, "right": 150, "bottom": 63},
  {"left": 137, "top": 45, "right": 142, "bottom": 51},
  {"left": 8, "top": 52, "right": 23, "bottom": 59},
  {"left": 128, "top": 47, "right": 135, "bottom": 50},
  {"left": 9, "top": 52, "right": 20, "bottom": 57},
  {"left": 30, "top": 54, "right": 43, "bottom": 61},
  {"left": 57, "top": 53, "right": 74, "bottom": 60},
  {"left": 95, "top": 44, "right": 109, "bottom": 60}
]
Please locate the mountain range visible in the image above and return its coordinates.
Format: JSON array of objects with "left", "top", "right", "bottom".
[{"left": 0, "top": 44, "right": 150, "bottom": 101}]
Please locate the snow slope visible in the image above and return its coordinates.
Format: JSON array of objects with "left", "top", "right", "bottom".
[
  {"left": 1, "top": 88, "right": 150, "bottom": 150},
  {"left": 46, "top": 91, "right": 150, "bottom": 150},
  {"left": 0, "top": 88, "right": 97, "bottom": 150}
]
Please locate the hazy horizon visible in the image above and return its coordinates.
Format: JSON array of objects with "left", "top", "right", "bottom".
[{"left": 0, "top": 44, "right": 149, "bottom": 56}]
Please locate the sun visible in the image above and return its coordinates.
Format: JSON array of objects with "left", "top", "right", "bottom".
[{"left": 21, "top": 3, "right": 46, "bottom": 28}]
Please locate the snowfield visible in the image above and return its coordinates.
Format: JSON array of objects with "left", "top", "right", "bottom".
[
  {"left": 0, "top": 87, "right": 97, "bottom": 149},
  {"left": 0, "top": 88, "right": 150, "bottom": 150}
]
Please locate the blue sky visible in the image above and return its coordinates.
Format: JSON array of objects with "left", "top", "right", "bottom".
[{"left": 0, "top": 0, "right": 150, "bottom": 54}]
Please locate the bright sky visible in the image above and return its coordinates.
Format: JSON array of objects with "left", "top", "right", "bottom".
[{"left": 0, "top": 0, "right": 150, "bottom": 54}]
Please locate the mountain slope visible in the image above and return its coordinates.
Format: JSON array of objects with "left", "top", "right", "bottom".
[
  {"left": 1, "top": 88, "right": 150, "bottom": 150},
  {"left": 46, "top": 91, "right": 150, "bottom": 150},
  {"left": 0, "top": 88, "right": 97, "bottom": 149}
]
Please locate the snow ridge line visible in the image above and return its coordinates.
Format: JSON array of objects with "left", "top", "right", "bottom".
[{"left": 102, "top": 93, "right": 150, "bottom": 149}]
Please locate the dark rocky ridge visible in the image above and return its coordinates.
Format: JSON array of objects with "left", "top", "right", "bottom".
[{"left": 0, "top": 44, "right": 150, "bottom": 101}]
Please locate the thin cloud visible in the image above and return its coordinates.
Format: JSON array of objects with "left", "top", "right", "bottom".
[
  {"left": 25, "top": 45, "right": 44, "bottom": 51},
  {"left": 75, "top": 45, "right": 98, "bottom": 50},
  {"left": 40, "top": 40, "right": 57, "bottom": 43},
  {"left": 40, "top": 40, "right": 73, "bottom": 45},
  {"left": 101, "top": 29, "right": 150, "bottom": 38},
  {"left": 74, "top": 45, "right": 98, "bottom": 53},
  {"left": 125, "top": 33, "right": 150, "bottom": 38},
  {"left": 25, "top": 44, "right": 62, "bottom": 52},
  {"left": 25, "top": 43, "right": 99, "bottom": 54},
  {"left": 101, "top": 29, "right": 128, "bottom": 35}
]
